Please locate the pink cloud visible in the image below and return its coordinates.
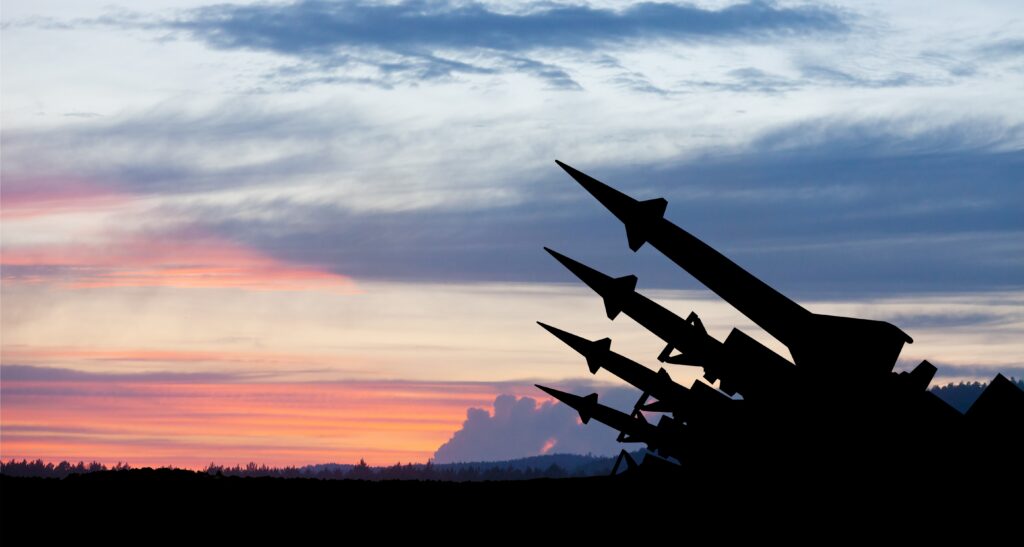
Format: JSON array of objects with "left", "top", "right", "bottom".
[
  {"left": 2, "top": 229, "right": 356, "bottom": 292},
  {"left": 1, "top": 177, "right": 130, "bottom": 219}
]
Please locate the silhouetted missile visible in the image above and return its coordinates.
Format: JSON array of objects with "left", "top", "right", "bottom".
[
  {"left": 536, "top": 385, "right": 602, "bottom": 424},
  {"left": 555, "top": 160, "right": 667, "bottom": 253},
  {"left": 555, "top": 160, "right": 806, "bottom": 342},
  {"left": 544, "top": 247, "right": 718, "bottom": 362},
  {"left": 536, "top": 385, "right": 682, "bottom": 457},
  {"left": 966, "top": 373, "right": 1024, "bottom": 428},
  {"left": 537, "top": 322, "right": 728, "bottom": 417},
  {"left": 537, "top": 322, "right": 611, "bottom": 374},
  {"left": 544, "top": 248, "right": 795, "bottom": 399},
  {"left": 544, "top": 247, "right": 638, "bottom": 321},
  {"left": 555, "top": 160, "right": 913, "bottom": 375}
]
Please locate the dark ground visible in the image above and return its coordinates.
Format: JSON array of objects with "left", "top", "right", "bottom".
[{"left": 2, "top": 468, "right": 1019, "bottom": 541}]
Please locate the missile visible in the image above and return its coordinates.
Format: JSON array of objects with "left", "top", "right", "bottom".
[
  {"left": 543, "top": 247, "right": 718, "bottom": 365},
  {"left": 554, "top": 159, "right": 807, "bottom": 344},
  {"left": 536, "top": 322, "right": 611, "bottom": 374},
  {"left": 537, "top": 322, "right": 708, "bottom": 413},
  {"left": 536, "top": 385, "right": 603, "bottom": 425},
  {"left": 536, "top": 385, "right": 683, "bottom": 457},
  {"left": 543, "top": 248, "right": 795, "bottom": 399},
  {"left": 543, "top": 246, "right": 638, "bottom": 321},
  {"left": 555, "top": 160, "right": 913, "bottom": 376}
]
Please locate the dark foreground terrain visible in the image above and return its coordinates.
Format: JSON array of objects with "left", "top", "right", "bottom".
[{"left": 3, "top": 467, "right": 1019, "bottom": 541}]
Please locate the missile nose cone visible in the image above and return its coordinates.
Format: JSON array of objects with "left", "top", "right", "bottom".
[
  {"left": 535, "top": 383, "right": 552, "bottom": 394},
  {"left": 553, "top": 161, "right": 666, "bottom": 252},
  {"left": 554, "top": 159, "right": 589, "bottom": 185},
  {"left": 544, "top": 248, "right": 638, "bottom": 321},
  {"left": 535, "top": 385, "right": 597, "bottom": 424},
  {"left": 554, "top": 160, "right": 624, "bottom": 204},
  {"left": 544, "top": 247, "right": 612, "bottom": 293},
  {"left": 537, "top": 321, "right": 591, "bottom": 353},
  {"left": 537, "top": 322, "right": 612, "bottom": 374},
  {"left": 535, "top": 384, "right": 572, "bottom": 403}
]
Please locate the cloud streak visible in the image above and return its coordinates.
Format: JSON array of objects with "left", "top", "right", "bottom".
[
  {"left": 202, "top": 118, "right": 1023, "bottom": 296},
  {"left": 176, "top": 1, "right": 848, "bottom": 53},
  {"left": 2, "top": 226, "right": 356, "bottom": 291},
  {"left": 1, "top": 177, "right": 129, "bottom": 219},
  {"left": 163, "top": 0, "right": 849, "bottom": 87},
  {"left": 4, "top": 98, "right": 1021, "bottom": 298},
  {"left": 8, "top": 105, "right": 1019, "bottom": 296}
]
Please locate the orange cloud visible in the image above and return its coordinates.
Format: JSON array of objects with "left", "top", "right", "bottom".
[
  {"left": 1, "top": 230, "right": 356, "bottom": 292},
  {"left": 0, "top": 372, "right": 538, "bottom": 468}
]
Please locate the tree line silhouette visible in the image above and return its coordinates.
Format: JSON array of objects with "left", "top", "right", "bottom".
[
  {"left": 930, "top": 377, "right": 1022, "bottom": 412},
  {"left": 0, "top": 453, "right": 618, "bottom": 481},
  {"left": 0, "top": 459, "right": 132, "bottom": 479}
]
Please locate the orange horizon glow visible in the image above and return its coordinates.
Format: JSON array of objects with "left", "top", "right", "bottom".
[{"left": 0, "top": 375, "right": 549, "bottom": 468}]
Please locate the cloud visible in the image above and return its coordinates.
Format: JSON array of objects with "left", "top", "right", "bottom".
[
  {"left": 0, "top": 177, "right": 129, "bottom": 219},
  {"left": 433, "top": 386, "right": 644, "bottom": 463},
  {"left": 174, "top": 1, "right": 847, "bottom": 54},
  {"left": 797, "top": 64, "right": 925, "bottom": 88},
  {"left": 1, "top": 225, "right": 356, "bottom": 291},
  {"left": 880, "top": 312, "right": 1007, "bottom": 330},
  {"left": 0, "top": 364, "right": 251, "bottom": 384},
  {"left": 0, "top": 349, "right": 365, "bottom": 379},
  {"left": 5, "top": 96, "right": 1022, "bottom": 297},
  {"left": 1, "top": 102, "right": 362, "bottom": 197},
  {"left": 690, "top": 66, "right": 802, "bottom": 94},
  {"left": 678, "top": 64, "right": 934, "bottom": 95},
  {"left": 110, "top": 0, "right": 845, "bottom": 88},
  {"left": 4, "top": 1, "right": 850, "bottom": 90},
  {"left": 976, "top": 38, "right": 1024, "bottom": 59},
  {"left": 197, "top": 117, "right": 1023, "bottom": 297}
]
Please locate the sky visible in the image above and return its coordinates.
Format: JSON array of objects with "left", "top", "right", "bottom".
[{"left": 2, "top": 0, "right": 1022, "bottom": 467}]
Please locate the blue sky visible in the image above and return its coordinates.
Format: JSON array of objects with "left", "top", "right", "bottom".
[{"left": 2, "top": 1, "right": 1022, "bottom": 465}]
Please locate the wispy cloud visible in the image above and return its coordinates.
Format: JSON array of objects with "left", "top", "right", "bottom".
[
  {"left": 0, "top": 349, "right": 360, "bottom": 379},
  {"left": 200, "top": 118, "right": 1023, "bottom": 295},
  {"left": 6, "top": 1, "right": 850, "bottom": 90},
  {"left": 5, "top": 104, "right": 1021, "bottom": 296},
  {"left": 161, "top": 0, "right": 847, "bottom": 87},
  {"left": 797, "top": 64, "right": 925, "bottom": 88},
  {"left": 976, "top": 38, "right": 1024, "bottom": 59},
  {"left": 0, "top": 364, "right": 255, "bottom": 384},
  {"left": 175, "top": 1, "right": 848, "bottom": 54},
  {"left": 676, "top": 64, "right": 936, "bottom": 95},
  {"left": 1, "top": 226, "right": 356, "bottom": 291},
  {"left": 1, "top": 177, "right": 130, "bottom": 219}
]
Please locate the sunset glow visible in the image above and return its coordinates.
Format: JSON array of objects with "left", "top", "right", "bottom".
[
  {"left": 1, "top": 374, "right": 542, "bottom": 468},
  {"left": 2, "top": 0, "right": 1021, "bottom": 468}
]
